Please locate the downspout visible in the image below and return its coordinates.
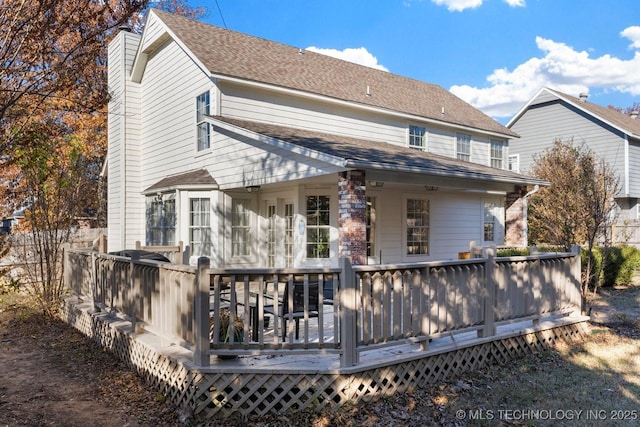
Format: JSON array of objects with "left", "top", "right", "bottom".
[{"left": 522, "top": 184, "right": 540, "bottom": 247}]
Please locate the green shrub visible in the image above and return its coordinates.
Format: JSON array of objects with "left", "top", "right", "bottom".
[
  {"left": 602, "top": 245, "right": 640, "bottom": 287},
  {"left": 496, "top": 247, "right": 530, "bottom": 257},
  {"left": 581, "top": 246, "right": 603, "bottom": 289}
]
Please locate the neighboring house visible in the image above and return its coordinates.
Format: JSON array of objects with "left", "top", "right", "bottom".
[
  {"left": 107, "top": 9, "right": 545, "bottom": 267},
  {"left": 507, "top": 87, "right": 640, "bottom": 245}
]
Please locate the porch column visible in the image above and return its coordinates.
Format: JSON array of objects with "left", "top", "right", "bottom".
[
  {"left": 338, "top": 170, "right": 367, "bottom": 265},
  {"left": 505, "top": 185, "right": 527, "bottom": 246}
]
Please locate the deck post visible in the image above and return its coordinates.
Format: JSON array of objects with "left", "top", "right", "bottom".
[
  {"left": 340, "top": 257, "right": 359, "bottom": 367},
  {"left": 194, "top": 257, "right": 211, "bottom": 367},
  {"left": 478, "top": 248, "right": 496, "bottom": 337},
  {"left": 130, "top": 251, "right": 139, "bottom": 332}
]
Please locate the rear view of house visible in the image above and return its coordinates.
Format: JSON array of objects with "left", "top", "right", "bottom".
[
  {"left": 508, "top": 87, "right": 640, "bottom": 245},
  {"left": 107, "top": 9, "right": 545, "bottom": 267}
]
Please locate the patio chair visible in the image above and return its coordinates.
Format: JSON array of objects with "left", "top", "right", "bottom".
[{"left": 264, "top": 281, "right": 320, "bottom": 341}]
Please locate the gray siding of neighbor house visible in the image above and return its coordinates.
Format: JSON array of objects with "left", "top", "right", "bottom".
[
  {"left": 509, "top": 101, "right": 627, "bottom": 185},
  {"left": 628, "top": 138, "right": 640, "bottom": 198}
]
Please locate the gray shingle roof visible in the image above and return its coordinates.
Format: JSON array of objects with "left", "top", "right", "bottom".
[
  {"left": 144, "top": 169, "right": 217, "bottom": 193},
  {"left": 151, "top": 9, "right": 518, "bottom": 138},
  {"left": 215, "top": 117, "right": 545, "bottom": 186}
]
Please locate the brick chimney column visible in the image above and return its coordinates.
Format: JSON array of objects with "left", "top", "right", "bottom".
[
  {"left": 505, "top": 186, "right": 527, "bottom": 246},
  {"left": 338, "top": 170, "right": 367, "bottom": 265}
]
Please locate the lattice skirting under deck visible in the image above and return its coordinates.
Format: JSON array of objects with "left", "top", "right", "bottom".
[{"left": 61, "top": 297, "right": 588, "bottom": 420}]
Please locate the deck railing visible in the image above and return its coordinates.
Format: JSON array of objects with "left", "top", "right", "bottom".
[{"left": 63, "top": 246, "right": 581, "bottom": 368}]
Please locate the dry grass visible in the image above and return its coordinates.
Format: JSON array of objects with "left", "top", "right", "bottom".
[{"left": 1, "top": 286, "right": 639, "bottom": 426}]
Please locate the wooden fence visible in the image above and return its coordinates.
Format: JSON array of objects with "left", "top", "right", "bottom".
[{"left": 63, "top": 246, "right": 582, "bottom": 368}]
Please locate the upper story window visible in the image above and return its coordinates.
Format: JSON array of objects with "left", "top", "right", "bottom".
[
  {"left": 490, "top": 140, "right": 504, "bottom": 169},
  {"left": 508, "top": 154, "right": 520, "bottom": 173},
  {"left": 409, "top": 125, "right": 427, "bottom": 150},
  {"left": 196, "top": 92, "right": 210, "bottom": 151},
  {"left": 406, "top": 198, "right": 429, "bottom": 255},
  {"left": 456, "top": 133, "right": 471, "bottom": 161},
  {"left": 306, "top": 195, "right": 331, "bottom": 258}
]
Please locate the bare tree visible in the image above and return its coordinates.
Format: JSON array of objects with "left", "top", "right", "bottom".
[{"left": 528, "top": 139, "right": 620, "bottom": 300}]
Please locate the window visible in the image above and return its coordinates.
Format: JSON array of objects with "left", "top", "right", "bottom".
[
  {"left": 189, "top": 198, "right": 212, "bottom": 257},
  {"left": 508, "top": 154, "right": 520, "bottom": 173},
  {"left": 409, "top": 125, "right": 426, "bottom": 150},
  {"left": 456, "top": 133, "right": 471, "bottom": 161},
  {"left": 406, "top": 198, "right": 429, "bottom": 255},
  {"left": 145, "top": 195, "right": 175, "bottom": 246},
  {"left": 232, "top": 199, "right": 251, "bottom": 257},
  {"left": 306, "top": 195, "right": 330, "bottom": 258},
  {"left": 366, "top": 197, "right": 376, "bottom": 257},
  {"left": 284, "top": 203, "right": 294, "bottom": 267},
  {"left": 196, "top": 92, "right": 210, "bottom": 151},
  {"left": 267, "top": 204, "right": 276, "bottom": 267},
  {"left": 490, "top": 140, "right": 504, "bottom": 169},
  {"left": 483, "top": 201, "right": 497, "bottom": 242}
]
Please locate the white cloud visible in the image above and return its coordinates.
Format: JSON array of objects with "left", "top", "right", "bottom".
[
  {"left": 431, "top": 0, "right": 482, "bottom": 12},
  {"left": 450, "top": 34, "right": 640, "bottom": 118},
  {"left": 430, "top": 0, "right": 524, "bottom": 12},
  {"left": 621, "top": 26, "right": 640, "bottom": 49},
  {"left": 305, "top": 46, "right": 389, "bottom": 71}
]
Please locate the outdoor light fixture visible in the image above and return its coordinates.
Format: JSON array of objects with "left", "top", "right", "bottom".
[{"left": 245, "top": 185, "right": 261, "bottom": 193}]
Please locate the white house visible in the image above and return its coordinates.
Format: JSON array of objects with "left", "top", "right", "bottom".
[
  {"left": 507, "top": 87, "right": 640, "bottom": 245},
  {"left": 107, "top": 9, "right": 545, "bottom": 267}
]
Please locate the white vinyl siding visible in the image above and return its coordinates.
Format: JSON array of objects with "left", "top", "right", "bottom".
[{"left": 139, "top": 39, "right": 213, "bottom": 188}]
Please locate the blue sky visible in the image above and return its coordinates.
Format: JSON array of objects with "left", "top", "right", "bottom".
[{"left": 197, "top": 0, "right": 639, "bottom": 123}]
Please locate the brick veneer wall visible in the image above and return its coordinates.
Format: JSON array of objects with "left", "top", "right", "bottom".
[
  {"left": 338, "top": 170, "right": 367, "bottom": 265},
  {"left": 505, "top": 186, "right": 526, "bottom": 246}
]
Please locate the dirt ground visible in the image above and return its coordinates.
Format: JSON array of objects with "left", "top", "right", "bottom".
[{"left": 0, "top": 286, "right": 639, "bottom": 427}]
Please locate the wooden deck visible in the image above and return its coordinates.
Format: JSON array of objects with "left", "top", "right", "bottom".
[{"left": 63, "top": 246, "right": 586, "bottom": 419}]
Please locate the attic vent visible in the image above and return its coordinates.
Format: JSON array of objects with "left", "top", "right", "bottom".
[
  {"left": 579, "top": 92, "right": 589, "bottom": 102},
  {"left": 631, "top": 111, "right": 639, "bottom": 120},
  {"left": 366, "top": 85, "right": 371, "bottom": 97},
  {"left": 119, "top": 25, "right": 132, "bottom": 33}
]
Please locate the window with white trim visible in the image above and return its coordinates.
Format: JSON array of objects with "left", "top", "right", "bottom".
[
  {"left": 145, "top": 194, "right": 176, "bottom": 246},
  {"left": 490, "top": 140, "right": 504, "bottom": 169},
  {"left": 306, "top": 195, "right": 330, "bottom": 258},
  {"left": 189, "top": 197, "right": 212, "bottom": 257},
  {"left": 409, "top": 125, "right": 426, "bottom": 151},
  {"left": 456, "top": 133, "right": 471, "bottom": 161},
  {"left": 508, "top": 154, "right": 520, "bottom": 173},
  {"left": 406, "top": 198, "right": 429, "bottom": 255},
  {"left": 483, "top": 201, "right": 497, "bottom": 242},
  {"left": 231, "top": 198, "right": 251, "bottom": 257},
  {"left": 366, "top": 197, "right": 376, "bottom": 257},
  {"left": 196, "top": 92, "right": 210, "bottom": 151}
]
